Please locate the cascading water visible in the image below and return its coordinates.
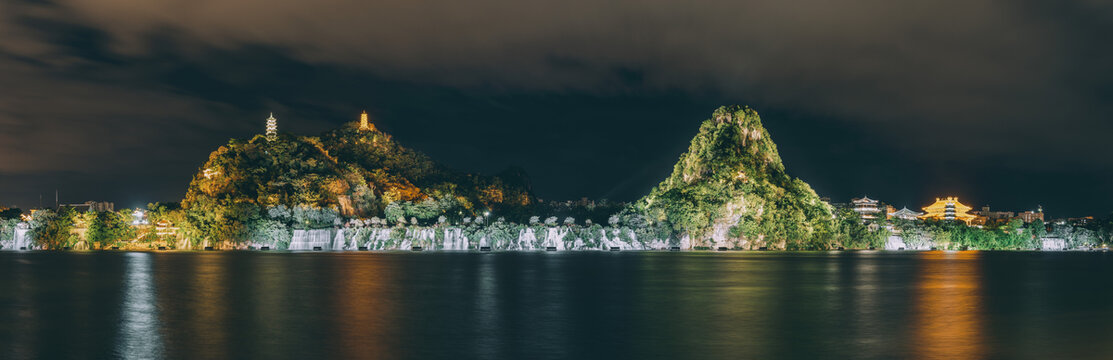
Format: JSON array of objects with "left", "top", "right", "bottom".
[
  {"left": 1041, "top": 238, "right": 1066, "bottom": 251},
  {"left": 544, "top": 228, "right": 566, "bottom": 249},
  {"left": 332, "top": 229, "right": 347, "bottom": 250},
  {"left": 358, "top": 228, "right": 393, "bottom": 250},
  {"left": 884, "top": 235, "right": 905, "bottom": 250},
  {"left": 288, "top": 229, "right": 333, "bottom": 250},
  {"left": 12, "top": 223, "right": 30, "bottom": 250},
  {"left": 518, "top": 228, "right": 537, "bottom": 250},
  {"left": 442, "top": 228, "right": 467, "bottom": 250},
  {"left": 884, "top": 235, "right": 934, "bottom": 250},
  {"left": 270, "top": 225, "right": 680, "bottom": 251}
]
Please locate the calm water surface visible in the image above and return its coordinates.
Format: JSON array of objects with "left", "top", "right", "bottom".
[{"left": 0, "top": 251, "right": 1111, "bottom": 359}]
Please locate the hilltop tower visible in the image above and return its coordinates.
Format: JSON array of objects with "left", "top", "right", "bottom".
[
  {"left": 265, "top": 113, "right": 278, "bottom": 142},
  {"left": 359, "top": 111, "right": 375, "bottom": 132}
]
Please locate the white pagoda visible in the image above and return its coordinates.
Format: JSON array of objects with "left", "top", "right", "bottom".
[{"left": 265, "top": 113, "right": 278, "bottom": 142}]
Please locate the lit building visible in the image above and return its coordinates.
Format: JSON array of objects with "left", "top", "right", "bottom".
[
  {"left": 61, "top": 201, "right": 115, "bottom": 212},
  {"left": 851, "top": 196, "right": 881, "bottom": 222},
  {"left": 266, "top": 113, "right": 278, "bottom": 142},
  {"left": 1016, "top": 206, "right": 1044, "bottom": 223},
  {"left": 971, "top": 206, "right": 1014, "bottom": 223},
  {"left": 359, "top": 111, "right": 375, "bottom": 132},
  {"left": 888, "top": 207, "right": 924, "bottom": 221},
  {"left": 155, "top": 219, "right": 179, "bottom": 237},
  {"left": 920, "top": 197, "right": 976, "bottom": 224}
]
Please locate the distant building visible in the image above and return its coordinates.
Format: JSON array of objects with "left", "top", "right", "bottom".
[
  {"left": 1015, "top": 207, "right": 1044, "bottom": 223},
  {"left": 1068, "top": 216, "right": 1095, "bottom": 226},
  {"left": 971, "top": 206, "right": 1014, "bottom": 220},
  {"left": 888, "top": 207, "right": 924, "bottom": 221},
  {"left": 851, "top": 196, "right": 881, "bottom": 222},
  {"left": 155, "top": 219, "right": 179, "bottom": 237},
  {"left": 920, "top": 197, "right": 976, "bottom": 224},
  {"left": 970, "top": 206, "right": 1015, "bottom": 226},
  {"left": 61, "top": 201, "right": 114, "bottom": 212}
]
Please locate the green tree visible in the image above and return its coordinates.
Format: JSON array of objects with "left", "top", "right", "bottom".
[
  {"left": 248, "top": 218, "right": 291, "bottom": 249},
  {"left": 29, "top": 208, "right": 78, "bottom": 249},
  {"left": 0, "top": 218, "right": 20, "bottom": 245},
  {"left": 384, "top": 202, "right": 405, "bottom": 225},
  {"left": 833, "top": 209, "right": 870, "bottom": 248},
  {"left": 1027, "top": 219, "right": 1046, "bottom": 247}
]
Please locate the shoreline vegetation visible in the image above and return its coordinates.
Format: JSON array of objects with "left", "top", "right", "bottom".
[
  {"left": 2, "top": 106, "right": 1111, "bottom": 251},
  {"left": 1, "top": 204, "right": 1110, "bottom": 251}
]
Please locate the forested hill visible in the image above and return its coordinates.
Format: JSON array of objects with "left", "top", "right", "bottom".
[
  {"left": 181, "top": 120, "right": 533, "bottom": 241},
  {"left": 636, "top": 106, "right": 835, "bottom": 249}
]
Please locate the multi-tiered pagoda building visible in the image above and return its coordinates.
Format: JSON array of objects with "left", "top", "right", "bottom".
[
  {"left": 919, "top": 197, "right": 976, "bottom": 224},
  {"left": 851, "top": 196, "right": 881, "bottom": 223}
]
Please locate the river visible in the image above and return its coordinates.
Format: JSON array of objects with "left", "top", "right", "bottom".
[{"left": 0, "top": 251, "right": 1110, "bottom": 359}]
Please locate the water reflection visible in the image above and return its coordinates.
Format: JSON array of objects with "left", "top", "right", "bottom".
[
  {"left": 194, "top": 254, "right": 229, "bottom": 357},
  {"left": 474, "top": 254, "right": 503, "bottom": 358},
  {"left": 911, "top": 251, "right": 985, "bottom": 360},
  {"left": 117, "top": 252, "right": 164, "bottom": 359},
  {"left": 336, "top": 254, "right": 394, "bottom": 359},
  {"left": 2, "top": 251, "right": 1112, "bottom": 360},
  {"left": 10, "top": 255, "right": 36, "bottom": 359}
]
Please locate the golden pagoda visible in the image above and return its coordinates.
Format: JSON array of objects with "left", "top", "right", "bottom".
[
  {"left": 920, "top": 197, "right": 976, "bottom": 224},
  {"left": 359, "top": 111, "right": 375, "bottom": 132}
]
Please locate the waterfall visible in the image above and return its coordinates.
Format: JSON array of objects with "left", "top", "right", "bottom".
[
  {"left": 443, "top": 228, "right": 467, "bottom": 250},
  {"left": 1041, "top": 237, "right": 1066, "bottom": 251},
  {"left": 518, "top": 228, "right": 537, "bottom": 250},
  {"left": 12, "top": 223, "right": 30, "bottom": 250},
  {"left": 884, "top": 235, "right": 905, "bottom": 250},
  {"left": 288, "top": 229, "right": 334, "bottom": 250},
  {"left": 679, "top": 234, "right": 691, "bottom": 250},
  {"left": 360, "top": 228, "right": 386, "bottom": 250},
  {"left": 601, "top": 228, "right": 634, "bottom": 250},
  {"left": 884, "top": 235, "right": 933, "bottom": 250},
  {"left": 628, "top": 230, "right": 642, "bottom": 250},
  {"left": 544, "top": 228, "right": 561, "bottom": 249},
  {"left": 332, "top": 229, "right": 347, "bottom": 250}
]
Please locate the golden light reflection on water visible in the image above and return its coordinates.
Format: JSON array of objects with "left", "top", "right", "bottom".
[
  {"left": 194, "top": 254, "right": 229, "bottom": 355},
  {"left": 336, "top": 254, "right": 394, "bottom": 359},
  {"left": 912, "top": 251, "right": 985, "bottom": 360}
]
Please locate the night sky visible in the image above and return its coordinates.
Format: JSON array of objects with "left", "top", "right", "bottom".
[{"left": 1, "top": 0, "right": 1111, "bottom": 218}]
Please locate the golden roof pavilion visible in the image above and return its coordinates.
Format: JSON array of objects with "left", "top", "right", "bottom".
[{"left": 920, "top": 197, "right": 976, "bottom": 224}]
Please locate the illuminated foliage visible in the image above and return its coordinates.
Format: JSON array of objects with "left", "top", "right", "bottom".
[
  {"left": 28, "top": 208, "right": 78, "bottom": 249},
  {"left": 84, "top": 210, "right": 134, "bottom": 247},
  {"left": 180, "top": 118, "right": 534, "bottom": 242},
  {"left": 639, "top": 106, "right": 835, "bottom": 249}
]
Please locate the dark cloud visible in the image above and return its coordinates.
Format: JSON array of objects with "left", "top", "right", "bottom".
[{"left": 0, "top": 0, "right": 1110, "bottom": 216}]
